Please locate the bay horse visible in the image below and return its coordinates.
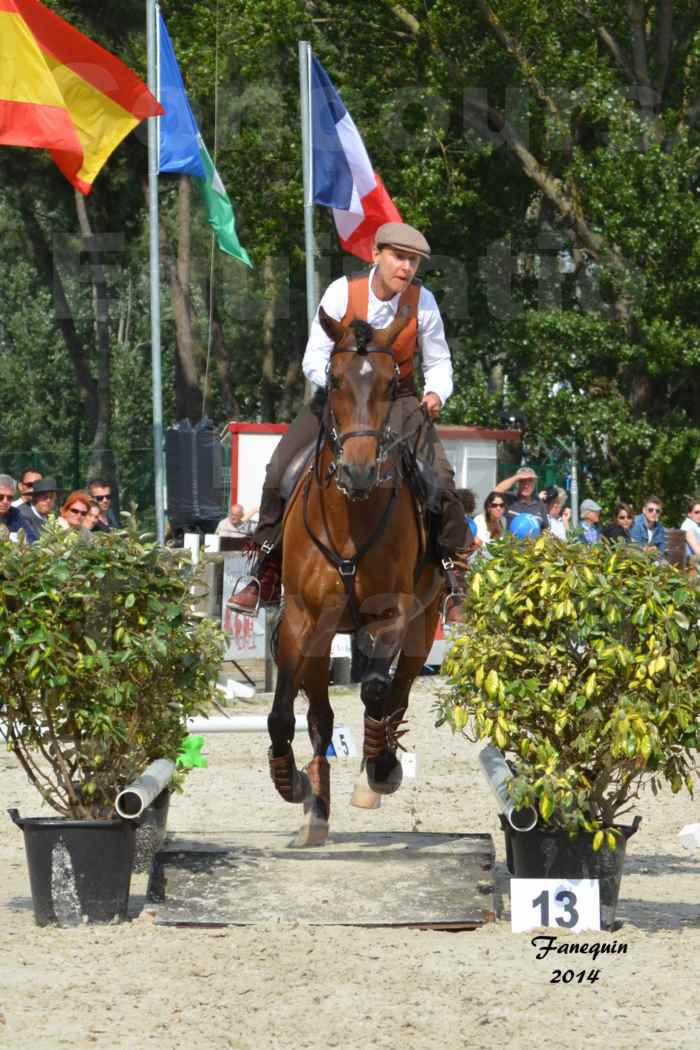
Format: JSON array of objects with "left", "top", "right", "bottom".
[{"left": 267, "top": 304, "right": 444, "bottom": 846}]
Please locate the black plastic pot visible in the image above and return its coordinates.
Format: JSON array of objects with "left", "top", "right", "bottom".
[
  {"left": 132, "top": 789, "right": 171, "bottom": 874},
  {"left": 8, "top": 809, "right": 135, "bottom": 927},
  {"left": 501, "top": 815, "right": 642, "bottom": 930}
]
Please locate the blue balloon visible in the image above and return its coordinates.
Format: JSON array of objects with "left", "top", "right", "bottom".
[
  {"left": 465, "top": 516, "right": 477, "bottom": 539},
  {"left": 510, "top": 512, "right": 541, "bottom": 539}
]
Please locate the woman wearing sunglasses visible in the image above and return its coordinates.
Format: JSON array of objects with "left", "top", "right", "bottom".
[
  {"left": 601, "top": 502, "right": 634, "bottom": 542},
  {"left": 58, "top": 491, "right": 93, "bottom": 540},
  {"left": 474, "top": 491, "right": 508, "bottom": 549}
]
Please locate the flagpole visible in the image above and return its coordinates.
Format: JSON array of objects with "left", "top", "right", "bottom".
[
  {"left": 147, "top": 0, "right": 166, "bottom": 545},
  {"left": 299, "top": 41, "right": 316, "bottom": 336}
]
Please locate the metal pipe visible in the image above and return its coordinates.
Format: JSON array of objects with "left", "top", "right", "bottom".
[
  {"left": 299, "top": 40, "right": 317, "bottom": 336},
  {"left": 478, "top": 744, "right": 538, "bottom": 832},
  {"left": 185, "top": 715, "right": 308, "bottom": 734},
  {"left": 115, "top": 758, "right": 175, "bottom": 819},
  {"left": 147, "top": 0, "right": 166, "bottom": 546}
]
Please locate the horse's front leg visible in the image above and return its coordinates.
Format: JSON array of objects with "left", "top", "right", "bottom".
[
  {"left": 267, "top": 608, "right": 312, "bottom": 807},
  {"left": 273, "top": 595, "right": 340, "bottom": 847},
  {"left": 294, "top": 646, "right": 334, "bottom": 848},
  {"left": 352, "top": 594, "right": 415, "bottom": 804}
]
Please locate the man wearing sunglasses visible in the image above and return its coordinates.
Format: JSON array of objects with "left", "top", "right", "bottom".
[
  {"left": 87, "top": 479, "right": 118, "bottom": 532},
  {"left": 0, "top": 474, "right": 22, "bottom": 535},
  {"left": 11, "top": 467, "right": 42, "bottom": 508},
  {"left": 17, "top": 477, "right": 58, "bottom": 543},
  {"left": 629, "top": 497, "right": 667, "bottom": 555}
]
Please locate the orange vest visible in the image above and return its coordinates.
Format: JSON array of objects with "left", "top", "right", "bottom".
[{"left": 340, "top": 274, "right": 420, "bottom": 381}]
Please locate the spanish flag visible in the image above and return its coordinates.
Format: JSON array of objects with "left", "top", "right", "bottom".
[{"left": 0, "top": 0, "right": 163, "bottom": 193}]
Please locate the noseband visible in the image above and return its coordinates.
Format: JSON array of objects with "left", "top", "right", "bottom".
[{"left": 324, "top": 346, "right": 400, "bottom": 493}]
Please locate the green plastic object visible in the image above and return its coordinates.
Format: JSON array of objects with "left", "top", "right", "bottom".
[{"left": 177, "top": 735, "right": 208, "bottom": 769}]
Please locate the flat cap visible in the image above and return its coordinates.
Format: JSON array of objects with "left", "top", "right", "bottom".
[
  {"left": 374, "top": 222, "right": 431, "bottom": 259},
  {"left": 33, "top": 477, "right": 58, "bottom": 493},
  {"left": 580, "top": 498, "right": 602, "bottom": 514}
]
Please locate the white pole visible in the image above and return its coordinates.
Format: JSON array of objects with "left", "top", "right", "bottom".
[
  {"left": 147, "top": 0, "right": 166, "bottom": 546},
  {"left": 186, "top": 714, "right": 308, "bottom": 734},
  {"left": 299, "top": 40, "right": 317, "bottom": 340},
  {"left": 570, "top": 439, "right": 579, "bottom": 529}
]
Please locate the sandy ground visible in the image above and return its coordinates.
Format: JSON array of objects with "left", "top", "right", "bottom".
[{"left": 0, "top": 676, "right": 698, "bottom": 1050}]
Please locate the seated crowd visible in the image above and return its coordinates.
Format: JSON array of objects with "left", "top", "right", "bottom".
[
  {"left": 0, "top": 469, "right": 117, "bottom": 543},
  {"left": 462, "top": 467, "right": 700, "bottom": 565}
]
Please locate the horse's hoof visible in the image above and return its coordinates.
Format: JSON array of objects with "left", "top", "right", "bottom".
[
  {"left": 350, "top": 782, "right": 382, "bottom": 809},
  {"left": 366, "top": 755, "right": 403, "bottom": 796},
  {"left": 291, "top": 815, "right": 329, "bottom": 848}
]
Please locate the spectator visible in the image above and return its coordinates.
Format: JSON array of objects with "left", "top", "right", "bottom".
[
  {"left": 601, "top": 502, "right": 633, "bottom": 542},
  {"left": 84, "top": 499, "right": 101, "bottom": 531},
  {"left": 215, "top": 503, "right": 258, "bottom": 538},
  {"left": 679, "top": 498, "right": 700, "bottom": 561},
  {"left": 0, "top": 474, "right": 22, "bottom": 535},
  {"left": 58, "top": 491, "right": 93, "bottom": 539},
  {"left": 87, "top": 479, "right": 118, "bottom": 532},
  {"left": 495, "top": 466, "right": 549, "bottom": 532},
  {"left": 12, "top": 468, "right": 42, "bottom": 508},
  {"left": 457, "top": 488, "right": 477, "bottom": 517},
  {"left": 629, "top": 496, "right": 667, "bottom": 555},
  {"left": 18, "top": 477, "right": 58, "bottom": 543},
  {"left": 473, "top": 491, "right": 507, "bottom": 547},
  {"left": 580, "top": 498, "right": 602, "bottom": 545},
  {"left": 541, "top": 485, "right": 568, "bottom": 540}
]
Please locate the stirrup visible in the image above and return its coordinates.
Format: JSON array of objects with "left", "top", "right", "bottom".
[{"left": 228, "top": 575, "right": 262, "bottom": 616}]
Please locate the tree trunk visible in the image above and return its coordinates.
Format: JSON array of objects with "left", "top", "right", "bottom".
[
  {"left": 74, "top": 192, "right": 118, "bottom": 514},
  {"left": 165, "top": 176, "right": 204, "bottom": 422},
  {"left": 260, "top": 255, "right": 277, "bottom": 421},
  {"left": 16, "top": 196, "right": 98, "bottom": 437}
]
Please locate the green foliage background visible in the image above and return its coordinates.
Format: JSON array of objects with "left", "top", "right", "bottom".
[{"left": 1, "top": 2, "right": 700, "bottom": 520}]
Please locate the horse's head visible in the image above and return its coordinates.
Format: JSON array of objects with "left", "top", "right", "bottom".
[{"left": 319, "top": 305, "right": 412, "bottom": 500}]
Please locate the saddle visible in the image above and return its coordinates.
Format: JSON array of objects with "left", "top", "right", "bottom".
[{"left": 280, "top": 441, "right": 316, "bottom": 502}]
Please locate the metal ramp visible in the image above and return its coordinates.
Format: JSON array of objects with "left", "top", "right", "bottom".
[{"left": 147, "top": 830, "right": 496, "bottom": 929}]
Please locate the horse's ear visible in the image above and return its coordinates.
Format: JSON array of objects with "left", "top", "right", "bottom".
[
  {"left": 371, "top": 303, "right": 413, "bottom": 348},
  {"left": 318, "top": 306, "right": 347, "bottom": 346}
]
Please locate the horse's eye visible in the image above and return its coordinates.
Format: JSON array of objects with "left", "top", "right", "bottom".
[{"left": 329, "top": 373, "right": 341, "bottom": 391}]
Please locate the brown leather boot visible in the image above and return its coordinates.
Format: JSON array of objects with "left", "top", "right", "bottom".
[{"left": 228, "top": 545, "right": 282, "bottom": 615}]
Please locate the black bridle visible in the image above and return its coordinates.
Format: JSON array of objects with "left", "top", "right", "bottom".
[
  {"left": 302, "top": 331, "right": 433, "bottom": 628},
  {"left": 324, "top": 345, "right": 400, "bottom": 493}
]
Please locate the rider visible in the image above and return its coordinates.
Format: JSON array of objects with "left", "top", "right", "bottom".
[{"left": 229, "top": 221, "right": 468, "bottom": 622}]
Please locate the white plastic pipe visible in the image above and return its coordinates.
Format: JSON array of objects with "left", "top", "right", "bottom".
[
  {"left": 115, "top": 758, "right": 175, "bottom": 819},
  {"left": 216, "top": 679, "right": 255, "bottom": 700},
  {"left": 678, "top": 822, "right": 700, "bottom": 849},
  {"left": 185, "top": 715, "right": 308, "bottom": 734},
  {"left": 478, "top": 744, "right": 538, "bottom": 832}
]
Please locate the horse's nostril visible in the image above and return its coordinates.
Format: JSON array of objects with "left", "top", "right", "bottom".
[{"left": 338, "top": 462, "right": 376, "bottom": 496}]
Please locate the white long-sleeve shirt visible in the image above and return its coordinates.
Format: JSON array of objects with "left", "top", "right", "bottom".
[{"left": 303, "top": 268, "right": 454, "bottom": 406}]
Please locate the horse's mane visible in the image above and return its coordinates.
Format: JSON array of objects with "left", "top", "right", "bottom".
[{"left": 348, "top": 318, "right": 374, "bottom": 353}]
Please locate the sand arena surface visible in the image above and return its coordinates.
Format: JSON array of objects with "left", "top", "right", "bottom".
[{"left": 0, "top": 678, "right": 697, "bottom": 1050}]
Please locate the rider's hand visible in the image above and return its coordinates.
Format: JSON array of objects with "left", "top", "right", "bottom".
[{"left": 421, "top": 392, "right": 442, "bottom": 420}]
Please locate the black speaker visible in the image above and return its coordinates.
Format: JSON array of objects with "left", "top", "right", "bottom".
[{"left": 165, "top": 418, "right": 226, "bottom": 527}]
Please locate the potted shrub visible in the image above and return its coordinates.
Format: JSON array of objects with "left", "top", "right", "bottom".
[
  {"left": 1, "top": 518, "right": 224, "bottom": 925},
  {"left": 438, "top": 535, "right": 699, "bottom": 927}
]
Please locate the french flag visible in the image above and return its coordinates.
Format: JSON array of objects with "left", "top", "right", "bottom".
[{"left": 311, "top": 56, "right": 401, "bottom": 262}]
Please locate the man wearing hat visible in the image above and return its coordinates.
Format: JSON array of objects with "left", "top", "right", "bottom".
[
  {"left": 579, "top": 498, "right": 602, "bottom": 545},
  {"left": 231, "top": 221, "right": 468, "bottom": 621},
  {"left": 494, "top": 467, "right": 549, "bottom": 533},
  {"left": 18, "top": 477, "right": 58, "bottom": 543}
]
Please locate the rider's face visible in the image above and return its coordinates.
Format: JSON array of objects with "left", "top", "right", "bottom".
[{"left": 371, "top": 246, "right": 421, "bottom": 300}]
